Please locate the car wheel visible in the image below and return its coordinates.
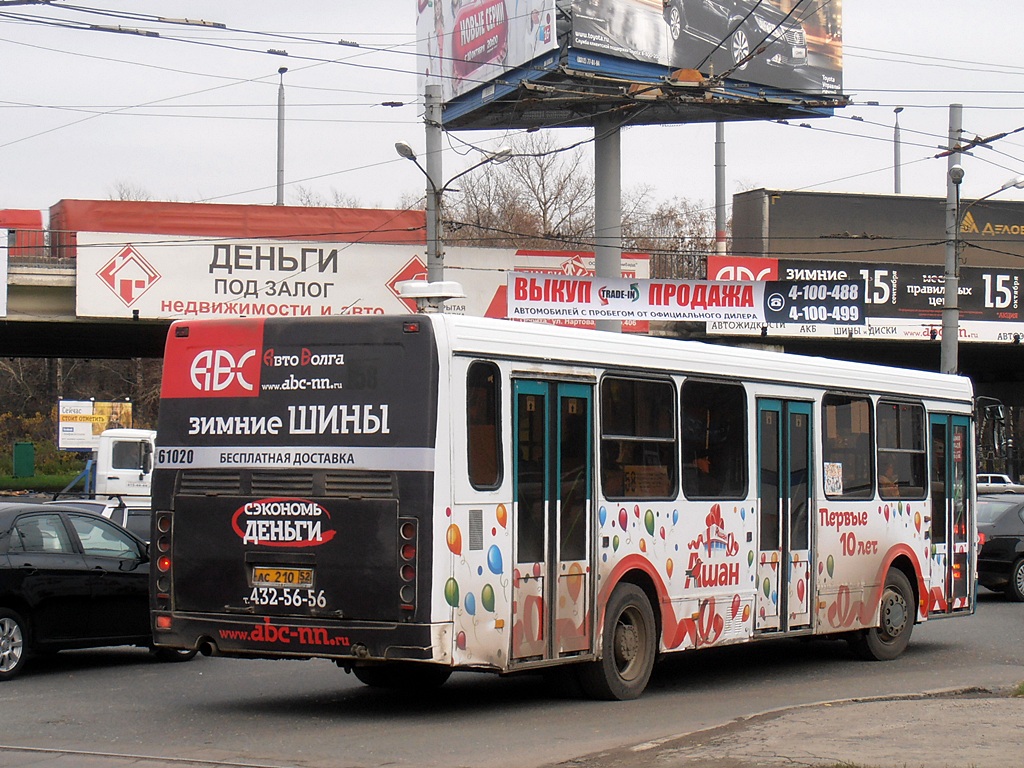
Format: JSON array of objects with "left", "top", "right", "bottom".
[
  {"left": 576, "top": 583, "right": 657, "bottom": 700},
  {"left": 0, "top": 609, "right": 28, "bottom": 682},
  {"left": 152, "top": 646, "right": 198, "bottom": 662},
  {"left": 728, "top": 20, "right": 752, "bottom": 70},
  {"left": 1006, "top": 559, "right": 1024, "bottom": 602},
  {"left": 666, "top": 0, "right": 686, "bottom": 44},
  {"left": 849, "top": 569, "right": 914, "bottom": 661}
]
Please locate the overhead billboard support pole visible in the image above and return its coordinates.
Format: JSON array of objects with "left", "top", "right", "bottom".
[
  {"left": 594, "top": 115, "right": 622, "bottom": 333},
  {"left": 715, "top": 121, "right": 727, "bottom": 256},
  {"left": 941, "top": 103, "right": 962, "bottom": 375}
]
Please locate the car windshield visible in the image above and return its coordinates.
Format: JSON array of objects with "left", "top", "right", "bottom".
[{"left": 977, "top": 498, "right": 1020, "bottom": 523}]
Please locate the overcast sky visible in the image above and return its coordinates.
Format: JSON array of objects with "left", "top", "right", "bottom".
[{"left": 2, "top": 1, "right": 1024, "bottom": 220}]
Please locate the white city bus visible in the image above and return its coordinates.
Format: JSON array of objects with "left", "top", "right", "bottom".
[{"left": 151, "top": 314, "right": 976, "bottom": 699}]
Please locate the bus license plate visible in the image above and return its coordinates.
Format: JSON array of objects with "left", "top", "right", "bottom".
[{"left": 252, "top": 566, "right": 314, "bottom": 588}]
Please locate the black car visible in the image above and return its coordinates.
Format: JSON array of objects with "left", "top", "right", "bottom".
[
  {"left": 0, "top": 502, "right": 194, "bottom": 680},
  {"left": 662, "top": 0, "right": 808, "bottom": 74},
  {"left": 977, "top": 494, "right": 1024, "bottom": 601}
]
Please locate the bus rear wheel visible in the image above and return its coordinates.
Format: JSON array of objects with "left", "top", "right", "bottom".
[
  {"left": 850, "top": 568, "right": 914, "bottom": 661},
  {"left": 351, "top": 662, "right": 452, "bottom": 689},
  {"left": 576, "top": 583, "right": 656, "bottom": 700}
]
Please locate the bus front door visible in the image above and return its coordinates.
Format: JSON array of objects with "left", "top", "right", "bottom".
[
  {"left": 928, "top": 414, "right": 973, "bottom": 614},
  {"left": 756, "top": 399, "right": 813, "bottom": 633},
  {"left": 512, "top": 380, "right": 593, "bottom": 662}
]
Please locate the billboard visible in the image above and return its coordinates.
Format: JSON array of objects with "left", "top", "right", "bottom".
[
  {"left": 708, "top": 256, "right": 1024, "bottom": 343},
  {"left": 73, "top": 233, "right": 649, "bottom": 329},
  {"left": 431, "top": 0, "right": 845, "bottom": 129},
  {"left": 58, "top": 399, "right": 133, "bottom": 451},
  {"left": 507, "top": 272, "right": 864, "bottom": 324},
  {"left": 571, "top": 0, "right": 841, "bottom": 95},
  {"left": 417, "top": 0, "right": 558, "bottom": 103}
]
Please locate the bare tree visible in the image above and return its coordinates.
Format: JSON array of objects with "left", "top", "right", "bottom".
[
  {"left": 446, "top": 134, "right": 716, "bottom": 274},
  {"left": 446, "top": 133, "right": 595, "bottom": 249},
  {"left": 109, "top": 181, "right": 152, "bottom": 201},
  {"left": 622, "top": 187, "right": 715, "bottom": 279},
  {"left": 293, "top": 185, "right": 362, "bottom": 208}
]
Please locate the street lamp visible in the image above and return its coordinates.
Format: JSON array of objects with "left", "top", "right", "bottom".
[
  {"left": 394, "top": 140, "right": 511, "bottom": 309},
  {"left": 943, "top": 166, "right": 1024, "bottom": 374}
]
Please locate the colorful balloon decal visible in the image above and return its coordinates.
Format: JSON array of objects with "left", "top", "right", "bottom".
[
  {"left": 496, "top": 503, "right": 507, "bottom": 528},
  {"left": 666, "top": 558, "right": 674, "bottom": 578},
  {"left": 446, "top": 524, "right": 462, "bottom": 555},
  {"left": 618, "top": 508, "right": 628, "bottom": 530},
  {"left": 456, "top": 631, "right": 467, "bottom": 650},
  {"left": 444, "top": 577, "right": 459, "bottom": 608},
  {"left": 826, "top": 554, "right": 835, "bottom": 578},
  {"left": 481, "top": 583, "right": 495, "bottom": 612},
  {"left": 644, "top": 509, "right": 655, "bottom": 536},
  {"left": 599, "top": 506, "right": 607, "bottom": 527},
  {"left": 487, "top": 545, "right": 503, "bottom": 575},
  {"left": 465, "top": 592, "right": 476, "bottom": 615}
]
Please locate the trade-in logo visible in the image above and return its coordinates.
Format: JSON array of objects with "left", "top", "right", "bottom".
[
  {"left": 97, "top": 245, "right": 161, "bottom": 307},
  {"left": 597, "top": 283, "right": 640, "bottom": 305},
  {"left": 232, "top": 498, "right": 336, "bottom": 547}
]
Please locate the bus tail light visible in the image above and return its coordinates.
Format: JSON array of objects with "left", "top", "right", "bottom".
[
  {"left": 398, "top": 517, "right": 418, "bottom": 614},
  {"left": 153, "top": 512, "right": 174, "bottom": 610}
]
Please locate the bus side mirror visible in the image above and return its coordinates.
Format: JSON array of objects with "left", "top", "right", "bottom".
[{"left": 142, "top": 442, "right": 153, "bottom": 474}]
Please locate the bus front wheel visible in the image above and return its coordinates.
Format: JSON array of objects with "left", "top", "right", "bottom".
[
  {"left": 850, "top": 568, "right": 914, "bottom": 661},
  {"left": 576, "top": 583, "right": 656, "bottom": 700}
]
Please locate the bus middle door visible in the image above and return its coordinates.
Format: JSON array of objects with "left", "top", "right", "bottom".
[
  {"left": 756, "top": 399, "right": 813, "bottom": 633},
  {"left": 928, "top": 414, "right": 973, "bottom": 613},
  {"left": 511, "top": 380, "right": 593, "bottom": 663}
]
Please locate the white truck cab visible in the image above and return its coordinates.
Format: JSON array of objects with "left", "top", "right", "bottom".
[{"left": 94, "top": 428, "right": 156, "bottom": 503}]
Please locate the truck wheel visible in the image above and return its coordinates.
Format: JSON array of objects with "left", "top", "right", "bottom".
[
  {"left": 850, "top": 569, "right": 914, "bottom": 661},
  {"left": 577, "top": 583, "right": 656, "bottom": 700},
  {"left": 0, "top": 609, "right": 28, "bottom": 682},
  {"left": 1006, "top": 559, "right": 1024, "bottom": 602}
]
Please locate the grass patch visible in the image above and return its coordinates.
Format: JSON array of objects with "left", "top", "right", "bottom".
[{"left": 1013, "top": 682, "right": 1024, "bottom": 698}]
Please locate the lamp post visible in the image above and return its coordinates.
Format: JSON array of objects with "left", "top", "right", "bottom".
[
  {"left": 943, "top": 166, "right": 1024, "bottom": 374},
  {"left": 394, "top": 136, "right": 510, "bottom": 309},
  {"left": 893, "top": 107, "right": 903, "bottom": 194},
  {"left": 276, "top": 66, "right": 288, "bottom": 206}
]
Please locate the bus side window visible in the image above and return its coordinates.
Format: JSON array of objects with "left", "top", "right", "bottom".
[
  {"left": 681, "top": 379, "right": 747, "bottom": 499},
  {"left": 600, "top": 376, "right": 677, "bottom": 499},
  {"left": 876, "top": 401, "right": 927, "bottom": 500},
  {"left": 822, "top": 394, "right": 873, "bottom": 498},
  {"left": 467, "top": 362, "right": 502, "bottom": 490}
]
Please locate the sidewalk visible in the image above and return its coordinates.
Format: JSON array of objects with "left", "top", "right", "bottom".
[{"left": 565, "top": 688, "right": 1024, "bottom": 768}]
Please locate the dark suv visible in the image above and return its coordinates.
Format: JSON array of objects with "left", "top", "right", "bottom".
[{"left": 663, "top": 0, "right": 808, "bottom": 74}]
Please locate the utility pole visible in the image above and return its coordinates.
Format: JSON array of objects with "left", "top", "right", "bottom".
[
  {"left": 941, "top": 103, "right": 963, "bottom": 375},
  {"left": 276, "top": 67, "right": 287, "bottom": 206},
  {"left": 423, "top": 84, "right": 444, "bottom": 283},
  {"left": 715, "top": 122, "right": 727, "bottom": 256}
]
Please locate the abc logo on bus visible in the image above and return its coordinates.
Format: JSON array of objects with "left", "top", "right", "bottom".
[{"left": 190, "top": 349, "right": 257, "bottom": 393}]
